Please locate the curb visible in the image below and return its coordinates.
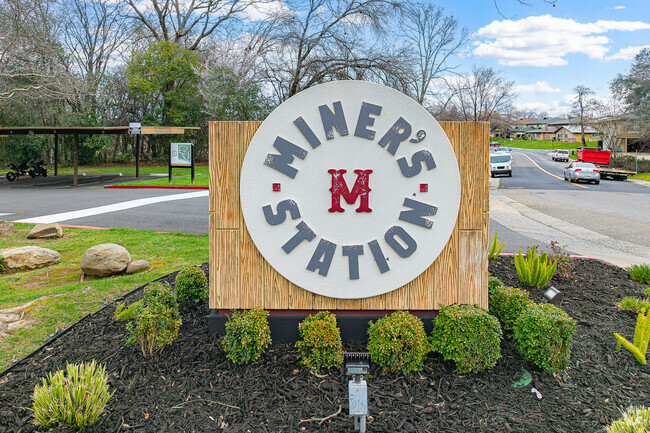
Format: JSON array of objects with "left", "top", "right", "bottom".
[{"left": 105, "top": 185, "right": 208, "bottom": 190}]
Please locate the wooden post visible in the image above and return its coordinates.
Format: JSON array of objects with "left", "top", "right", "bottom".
[
  {"left": 135, "top": 135, "right": 140, "bottom": 177},
  {"left": 73, "top": 133, "right": 79, "bottom": 187},
  {"left": 54, "top": 133, "right": 58, "bottom": 176}
]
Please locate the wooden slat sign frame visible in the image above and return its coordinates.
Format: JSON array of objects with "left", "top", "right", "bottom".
[{"left": 209, "top": 120, "right": 489, "bottom": 311}]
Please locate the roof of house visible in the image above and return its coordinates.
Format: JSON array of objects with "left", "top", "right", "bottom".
[
  {"left": 525, "top": 117, "right": 567, "bottom": 126},
  {"left": 558, "top": 125, "right": 601, "bottom": 134},
  {"left": 528, "top": 127, "right": 561, "bottom": 134}
]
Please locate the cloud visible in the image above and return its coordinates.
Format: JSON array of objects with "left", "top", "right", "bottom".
[
  {"left": 513, "top": 81, "right": 561, "bottom": 93},
  {"left": 472, "top": 14, "right": 650, "bottom": 66},
  {"left": 614, "top": 6, "right": 626, "bottom": 9},
  {"left": 240, "top": 1, "right": 290, "bottom": 21},
  {"left": 606, "top": 44, "right": 650, "bottom": 60}
]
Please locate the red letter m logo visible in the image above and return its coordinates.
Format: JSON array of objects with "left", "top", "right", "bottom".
[{"left": 328, "top": 169, "right": 373, "bottom": 213}]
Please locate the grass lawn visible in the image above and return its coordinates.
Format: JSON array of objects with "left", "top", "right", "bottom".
[
  {"left": 0, "top": 224, "right": 208, "bottom": 371},
  {"left": 492, "top": 138, "right": 582, "bottom": 151},
  {"left": 55, "top": 164, "right": 208, "bottom": 177},
  {"left": 631, "top": 172, "right": 650, "bottom": 181},
  {"left": 115, "top": 172, "right": 208, "bottom": 187}
]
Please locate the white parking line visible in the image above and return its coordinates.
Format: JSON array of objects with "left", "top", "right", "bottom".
[
  {"left": 14, "top": 190, "right": 209, "bottom": 224},
  {"left": 0, "top": 213, "right": 13, "bottom": 216}
]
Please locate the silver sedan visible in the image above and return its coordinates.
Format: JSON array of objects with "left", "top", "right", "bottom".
[{"left": 564, "top": 162, "right": 601, "bottom": 185}]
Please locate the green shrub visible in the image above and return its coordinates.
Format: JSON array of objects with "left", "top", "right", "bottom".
[
  {"left": 488, "top": 230, "right": 505, "bottom": 261},
  {"left": 175, "top": 266, "right": 208, "bottom": 303},
  {"left": 614, "top": 308, "right": 649, "bottom": 365},
  {"left": 32, "top": 360, "right": 113, "bottom": 430},
  {"left": 606, "top": 407, "right": 650, "bottom": 433},
  {"left": 512, "top": 303, "right": 576, "bottom": 373},
  {"left": 626, "top": 263, "right": 650, "bottom": 284},
  {"left": 488, "top": 285, "right": 534, "bottom": 332},
  {"left": 645, "top": 287, "right": 650, "bottom": 297},
  {"left": 618, "top": 296, "right": 650, "bottom": 313},
  {"left": 126, "top": 282, "right": 182, "bottom": 357},
  {"left": 114, "top": 299, "right": 142, "bottom": 321},
  {"left": 296, "top": 311, "right": 343, "bottom": 373},
  {"left": 367, "top": 311, "right": 429, "bottom": 374},
  {"left": 430, "top": 304, "right": 502, "bottom": 374},
  {"left": 222, "top": 307, "right": 271, "bottom": 365},
  {"left": 514, "top": 245, "right": 557, "bottom": 289},
  {"left": 488, "top": 275, "right": 505, "bottom": 291}
]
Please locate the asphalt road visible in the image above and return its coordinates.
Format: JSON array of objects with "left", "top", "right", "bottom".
[
  {"left": 1, "top": 153, "right": 648, "bottom": 265},
  {"left": 489, "top": 148, "right": 650, "bottom": 265}
]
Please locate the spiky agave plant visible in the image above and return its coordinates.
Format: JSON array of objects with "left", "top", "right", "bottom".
[
  {"left": 514, "top": 245, "right": 557, "bottom": 289},
  {"left": 488, "top": 230, "right": 506, "bottom": 261},
  {"left": 614, "top": 308, "right": 650, "bottom": 365}
]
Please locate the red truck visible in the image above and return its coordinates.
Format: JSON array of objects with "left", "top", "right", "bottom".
[{"left": 576, "top": 147, "right": 636, "bottom": 181}]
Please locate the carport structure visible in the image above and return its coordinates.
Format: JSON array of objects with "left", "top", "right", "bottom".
[{"left": 0, "top": 126, "right": 199, "bottom": 186}]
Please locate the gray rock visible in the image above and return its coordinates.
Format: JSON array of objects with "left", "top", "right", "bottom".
[
  {"left": 27, "top": 223, "right": 63, "bottom": 239},
  {"left": 80, "top": 243, "right": 131, "bottom": 277},
  {"left": 0, "top": 220, "right": 17, "bottom": 236},
  {"left": 0, "top": 246, "right": 61, "bottom": 270},
  {"left": 126, "top": 259, "right": 150, "bottom": 274}
]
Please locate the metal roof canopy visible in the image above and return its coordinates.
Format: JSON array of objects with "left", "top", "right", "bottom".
[{"left": 0, "top": 126, "right": 200, "bottom": 186}]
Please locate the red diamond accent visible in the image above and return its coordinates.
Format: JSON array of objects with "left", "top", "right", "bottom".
[
  {"left": 272, "top": 183, "right": 281, "bottom": 192},
  {"left": 420, "top": 184, "right": 428, "bottom": 192}
]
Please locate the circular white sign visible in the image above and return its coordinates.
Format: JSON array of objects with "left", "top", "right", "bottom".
[{"left": 240, "top": 81, "right": 460, "bottom": 299}]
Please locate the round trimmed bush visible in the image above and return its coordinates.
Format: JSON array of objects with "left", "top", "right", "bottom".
[
  {"left": 32, "top": 360, "right": 113, "bottom": 430},
  {"left": 430, "top": 304, "right": 503, "bottom": 374},
  {"left": 222, "top": 307, "right": 272, "bottom": 365},
  {"left": 488, "top": 284, "right": 534, "bottom": 333},
  {"left": 126, "top": 282, "right": 182, "bottom": 357},
  {"left": 366, "top": 311, "right": 429, "bottom": 374},
  {"left": 512, "top": 303, "right": 577, "bottom": 373},
  {"left": 296, "top": 311, "right": 343, "bottom": 373},
  {"left": 175, "top": 266, "right": 208, "bottom": 303}
]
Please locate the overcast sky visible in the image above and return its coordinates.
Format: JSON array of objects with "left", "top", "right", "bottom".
[{"left": 430, "top": 0, "right": 650, "bottom": 116}]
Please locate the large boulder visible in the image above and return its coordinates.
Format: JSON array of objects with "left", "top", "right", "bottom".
[
  {"left": 27, "top": 223, "right": 63, "bottom": 239},
  {"left": 126, "top": 259, "right": 150, "bottom": 274},
  {"left": 0, "top": 246, "right": 61, "bottom": 270},
  {"left": 0, "top": 220, "right": 17, "bottom": 236},
  {"left": 81, "top": 243, "right": 131, "bottom": 277}
]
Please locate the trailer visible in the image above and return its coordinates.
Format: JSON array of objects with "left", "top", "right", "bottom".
[{"left": 576, "top": 147, "right": 636, "bottom": 181}]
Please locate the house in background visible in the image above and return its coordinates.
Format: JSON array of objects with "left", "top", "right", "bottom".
[{"left": 555, "top": 125, "right": 601, "bottom": 143}]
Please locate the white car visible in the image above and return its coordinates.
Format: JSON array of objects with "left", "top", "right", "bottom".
[
  {"left": 490, "top": 152, "right": 512, "bottom": 177},
  {"left": 564, "top": 162, "right": 600, "bottom": 184},
  {"left": 552, "top": 149, "right": 570, "bottom": 162}
]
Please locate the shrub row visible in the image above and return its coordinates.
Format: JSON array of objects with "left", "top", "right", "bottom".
[{"left": 489, "top": 277, "right": 577, "bottom": 373}]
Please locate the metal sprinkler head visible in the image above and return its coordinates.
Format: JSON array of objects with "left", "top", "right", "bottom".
[{"left": 344, "top": 352, "right": 371, "bottom": 433}]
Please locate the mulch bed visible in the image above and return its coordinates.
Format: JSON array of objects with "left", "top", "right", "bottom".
[{"left": 1, "top": 258, "right": 648, "bottom": 432}]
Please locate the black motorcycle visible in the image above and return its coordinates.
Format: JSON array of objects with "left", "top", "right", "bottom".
[
  {"left": 5, "top": 162, "right": 30, "bottom": 181},
  {"left": 28, "top": 160, "right": 48, "bottom": 178}
]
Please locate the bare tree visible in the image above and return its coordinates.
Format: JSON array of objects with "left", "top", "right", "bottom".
[
  {"left": 591, "top": 97, "right": 624, "bottom": 151},
  {"left": 436, "top": 65, "right": 516, "bottom": 122},
  {"left": 260, "top": 0, "right": 399, "bottom": 102},
  {"left": 399, "top": 3, "right": 468, "bottom": 105},
  {"left": 572, "top": 85, "right": 595, "bottom": 146},
  {"left": 125, "top": 0, "right": 257, "bottom": 50},
  {"left": 0, "top": 0, "right": 73, "bottom": 102}
]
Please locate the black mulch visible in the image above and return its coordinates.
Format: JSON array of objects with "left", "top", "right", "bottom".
[{"left": 1, "top": 258, "right": 649, "bottom": 432}]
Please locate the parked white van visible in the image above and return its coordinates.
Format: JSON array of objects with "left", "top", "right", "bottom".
[{"left": 490, "top": 152, "right": 512, "bottom": 177}]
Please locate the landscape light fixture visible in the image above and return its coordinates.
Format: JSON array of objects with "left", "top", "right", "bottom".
[
  {"left": 344, "top": 352, "right": 371, "bottom": 433},
  {"left": 543, "top": 286, "right": 562, "bottom": 305}
]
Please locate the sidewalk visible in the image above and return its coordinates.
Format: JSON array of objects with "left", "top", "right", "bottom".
[{"left": 489, "top": 179, "right": 650, "bottom": 267}]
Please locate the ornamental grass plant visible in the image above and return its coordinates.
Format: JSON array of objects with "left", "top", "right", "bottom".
[
  {"left": 606, "top": 407, "right": 650, "bottom": 433},
  {"left": 626, "top": 263, "right": 650, "bottom": 284},
  {"left": 366, "top": 311, "right": 429, "bottom": 374},
  {"left": 296, "top": 311, "right": 343, "bottom": 373},
  {"left": 614, "top": 308, "right": 650, "bottom": 365},
  {"left": 514, "top": 245, "right": 557, "bottom": 289},
  {"left": 32, "top": 360, "right": 113, "bottom": 430}
]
